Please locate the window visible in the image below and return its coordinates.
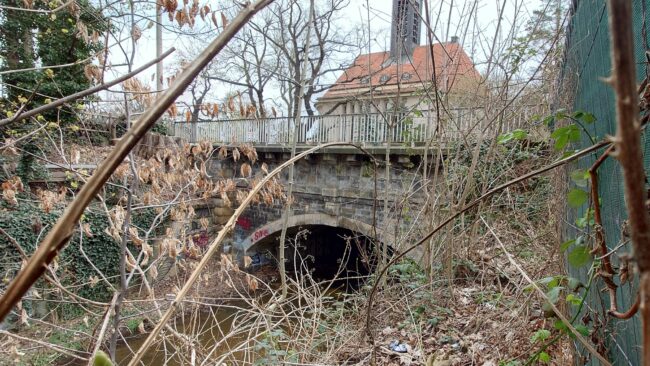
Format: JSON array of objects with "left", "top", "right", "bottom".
[
  {"left": 360, "top": 76, "right": 370, "bottom": 84},
  {"left": 411, "top": 1, "right": 420, "bottom": 43},
  {"left": 379, "top": 74, "right": 391, "bottom": 83},
  {"left": 401, "top": 73, "right": 412, "bottom": 81}
]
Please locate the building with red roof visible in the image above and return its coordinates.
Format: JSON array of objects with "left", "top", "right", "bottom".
[{"left": 316, "top": 1, "right": 483, "bottom": 117}]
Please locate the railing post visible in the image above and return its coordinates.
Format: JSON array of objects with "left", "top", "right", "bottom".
[{"left": 190, "top": 121, "right": 197, "bottom": 143}]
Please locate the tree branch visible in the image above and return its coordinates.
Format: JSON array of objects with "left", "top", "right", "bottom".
[{"left": 606, "top": 1, "right": 650, "bottom": 363}]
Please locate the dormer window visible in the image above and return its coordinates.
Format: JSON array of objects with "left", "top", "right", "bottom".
[
  {"left": 401, "top": 72, "right": 412, "bottom": 81},
  {"left": 379, "top": 75, "right": 391, "bottom": 83},
  {"left": 360, "top": 76, "right": 370, "bottom": 84}
]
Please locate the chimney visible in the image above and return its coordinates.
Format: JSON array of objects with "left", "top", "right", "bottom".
[
  {"left": 450, "top": 35, "right": 459, "bottom": 43},
  {"left": 390, "top": 0, "right": 422, "bottom": 62}
]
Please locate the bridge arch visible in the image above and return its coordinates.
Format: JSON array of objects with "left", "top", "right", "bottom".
[
  {"left": 241, "top": 213, "right": 393, "bottom": 255},
  {"left": 239, "top": 213, "right": 394, "bottom": 283}
]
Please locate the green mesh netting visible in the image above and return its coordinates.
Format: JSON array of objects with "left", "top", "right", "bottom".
[{"left": 560, "top": 0, "right": 649, "bottom": 364}]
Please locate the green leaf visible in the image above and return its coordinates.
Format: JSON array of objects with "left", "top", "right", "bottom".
[
  {"left": 567, "top": 277, "right": 582, "bottom": 291},
  {"left": 566, "top": 293, "right": 582, "bottom": 306},
  {"left": 546, "top": 286, "right": 563, "bottom": 304},
  {"left": 568, "top": 125, "right": 581, "bottom": 142},
  {"left": 538, "top": 276, "right": 558, "bottom": 286},
  {"left": 511, "top": 129, "right": 528, "bottom": 140},
  {"left": 93, "top": 351, "right": 113, "bottom": 366},
  {"left": 575, "top": 324, "right": 590, "bottom": 337},
  {"left": 555, "top": 109, "right": 568, "bottom": 119},
  {"left": 497, "top": 133, "right": 513, "bottom": 144},
  {"left": 538, "top": 351, "right": 551, "bottom": 363},
  {"left": 572, "top": 111, "right": 584, "bottom": 119},
  {"left": 582, "top": 113, "right": 596, "bottom": 124},
  {"left": 570, "top": 169, "right": 590, "bottom": 187},
  {"left": 568, "top": 245, "right": 592, "bottom": 268},
  {"left": 550, "top": 126, "right": 567, "bottom": 139},
  {"left": 530, "top": 329, "right": 551, "bottom": 343},
  {"left": 554, "top": 134, "right": 569, "bottom": 150},
  {"left": 543, "top": 115, "right": 555, "bottom": 126},
  {"left": 567, "top": 188, "right": 589, "bottom": 208},
  {"left": 560, "top": 239, "right": 576, "bottom": 252},
  {"left": 554, "top": 320, "right": 568, "bottom": 333}
]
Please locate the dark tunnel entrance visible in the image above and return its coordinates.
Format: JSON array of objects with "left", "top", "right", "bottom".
[{"left": 248, "top": 225, "right": 383, "bottom": 288}]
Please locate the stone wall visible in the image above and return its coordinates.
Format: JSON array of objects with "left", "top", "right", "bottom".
[{"left": 206, "top": 148, "right": 431, "bottom": 261}]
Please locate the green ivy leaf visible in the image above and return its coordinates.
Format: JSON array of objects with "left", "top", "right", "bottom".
[
  {"left": 568, "top": 245, "right": 592, "bottom": 268},
  {"left": 567, "top": 188, "right": 588, "bottom": 208}
]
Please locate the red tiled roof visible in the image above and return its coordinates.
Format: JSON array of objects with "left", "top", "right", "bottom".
[{"left": 321, "top": 43, "right": 481, "bottom": 99}]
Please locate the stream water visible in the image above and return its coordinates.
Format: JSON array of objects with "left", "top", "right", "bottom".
[{"left": 115, "top": 299, "right": 254, "bottom": 365}]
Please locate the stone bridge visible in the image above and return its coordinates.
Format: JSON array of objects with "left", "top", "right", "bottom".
[{"left": 200, "top": 145, "right": 431, "bottom": 278}]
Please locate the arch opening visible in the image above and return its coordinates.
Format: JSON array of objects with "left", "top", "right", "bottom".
[{"left": 247, "top": 224, "right": 384, "bottom": 288}]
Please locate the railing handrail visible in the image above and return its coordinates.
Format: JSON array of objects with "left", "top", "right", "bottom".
[
  {"left": 170, "top": 105, "right": 544, "bottom": 125},
  {"left": 167, "top": 105, "right": 546, "bottom": 144}
]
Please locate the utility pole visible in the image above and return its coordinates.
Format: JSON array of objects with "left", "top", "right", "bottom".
[{"left": 156, "top": 2, "right": 163, "bottom": 93}]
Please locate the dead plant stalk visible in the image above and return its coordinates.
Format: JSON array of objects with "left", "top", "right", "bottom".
[{"left": 606, "top": 0, "right": 650, "bottom": 364}]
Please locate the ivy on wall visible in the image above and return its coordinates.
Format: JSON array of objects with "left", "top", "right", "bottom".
[{"left": 0, "top": 198, "right": 158, "bottom": 318}]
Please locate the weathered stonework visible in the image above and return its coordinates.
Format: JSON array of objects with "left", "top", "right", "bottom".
[{"left": 206, "top": 147, "right": 432, "bottom": 262}]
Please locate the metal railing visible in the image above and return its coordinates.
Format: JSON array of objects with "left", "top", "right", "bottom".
[{"left": 169, "top": 107, "right": 543, "bottom": 145}]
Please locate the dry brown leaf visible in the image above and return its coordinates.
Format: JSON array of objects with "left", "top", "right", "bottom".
[
  {"left": 76, "top": 21, "right": 89, "bottom": 43},
  {"left": 218, "top": 145, "right": 228, "bottom": 159},
  {"left": 221, "top": 12, "right": 228, "bottom": 28},
  {"left": 132, "top": 24, "right": 142, "bottom": 43},
  {"left": 211, "top": 10, "right": 218, "bottom": 28},
  {"left": 82, "top": 223, "right": 93, "bottom": 237},
  {"left": 20, "top": 309, "right": 29, "bottom": 326},
  {"left": 71, "top": 148, "right": 80, "bottom": 164},
  {"left": 149, "top": 264, "right": 158, "bottom": 280},
  {"left": 2, "top": 189, "right": 16, "bottom": 206},
  {"left": 129, "top": 227, "right": 144, "bottom": 246},
  {"left": 246, "top": 274, "right": 258, "bottom": 291},
  {"left": 137, "top": 321, "right": 146, "bottom": 334},
  {"left": 240, "top": 163, "right": 252, "bottom": 178},
  {"left": 199, "top": 217, "right": 209, "bottom": 230}
]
